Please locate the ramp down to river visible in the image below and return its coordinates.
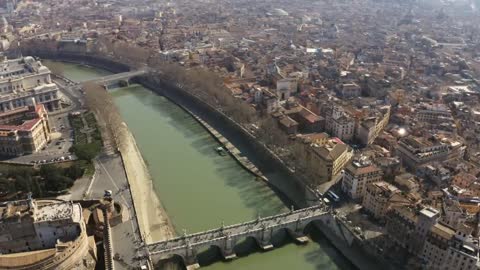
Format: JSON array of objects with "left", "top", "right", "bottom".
[{"left": 189, "top": 111, "right": 267, "bottom": 182}]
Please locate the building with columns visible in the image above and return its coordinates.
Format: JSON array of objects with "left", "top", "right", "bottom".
[{"left": 0, "top": 56, "right": 61, "bottom": 112}]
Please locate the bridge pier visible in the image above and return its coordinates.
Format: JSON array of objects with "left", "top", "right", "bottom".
[
  {"left": 289, "top": 219, "right": 309, "bottom": 244},
  {"left": 186, "top": 263, "right": 200, "bottom": 270},
  {"left": 287, "top": 229, "right": 309, "bottom": 244},
  {"left": 222, "top": 234, "right": 237, "bottom": 260},
  {"left": 258, "top": 226, "right": 274, "bottom": 250},
  {"left": 185, "top": 243, "right": 200, "bottom": 270},
  {"left": 119, "top": 79, "right": 130, "bottom": 87},
  {"left": 148, "top": 205, "right": 330, "bottom": 268}
]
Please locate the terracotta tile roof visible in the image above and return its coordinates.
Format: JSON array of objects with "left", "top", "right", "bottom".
[{"left": 0, "top": 118, "right": 41, "bottom": 132}]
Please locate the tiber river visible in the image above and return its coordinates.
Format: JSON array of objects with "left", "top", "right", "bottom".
[{"left": 49, "top": 61, "right": 355, "bottom": 270}]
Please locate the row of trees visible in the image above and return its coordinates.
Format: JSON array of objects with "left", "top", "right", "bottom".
[
  {"left": 19, "top": 37, "right": 316, "bottom": 185},
  {"left": 83, "top": 82, "right": 129, "bottom": 152}
]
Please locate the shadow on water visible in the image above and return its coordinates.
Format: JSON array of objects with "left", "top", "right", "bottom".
[
  {"left": 303, "top": 225, "right": 358, "bottom": 270},
  {"left": 196, "top": 246, "right": 224, "bottom": 267},
  {"left": 156, "top": 224, "right": 357, "bottom": 270},
  {"left": 196, "top": 229, "right": 294, "bottom": 267},
  {"left": 155, "top": 255, "right": 185, "bottom": 270}
]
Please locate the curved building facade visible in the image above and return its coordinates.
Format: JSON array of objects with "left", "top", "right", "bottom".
[{"left": 0, "top": 198, "right": 97, "bottom": 270}]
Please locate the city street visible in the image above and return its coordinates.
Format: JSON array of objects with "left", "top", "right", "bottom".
[{"left": 89, "top": 153, "right": 149, "bottom": 270}]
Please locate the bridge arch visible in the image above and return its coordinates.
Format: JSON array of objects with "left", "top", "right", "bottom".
[
  {"left": 154, "top": 254, "right": 186, "bottom": 270},
  {"left": 232, "top": 235, "right": 263, "bottom": 256},
  {"left": 195, "top": 244, "right": 224, "bottom": 266},
  {"left": 147, "top": 205, "right": 331, "bottom": 269}
]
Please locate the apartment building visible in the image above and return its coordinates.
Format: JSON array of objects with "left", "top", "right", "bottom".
[
  {"left": 422, "top": 224, "right": 479, "bottom": 270},
  {"left": 356, "top": 105, "right": 391, "bottom": 146},
  {"left": 341, "top": 156, "right": 383, "bottom": 200},
  {"left": 416, "top": 103, "right": 453, "bottom": 123},
  {"left": 0, "top": 102, "right": 50, "bottom": 156},
  {"left": 362, "top": 181, "right": 410, "bottom": 221},
  {"left": 386, "top": 206, "right": 440, "bottom": 254},
  {"left": 397, "top": 135, "right": 466, "bottom": 171},
  {"left": 306, "top": 136, "right": 354, "bottom": 185}
]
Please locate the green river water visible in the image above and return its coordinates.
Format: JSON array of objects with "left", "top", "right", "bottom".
[{"left": 49, "top": 61, "right": 355, "bottom": 270}]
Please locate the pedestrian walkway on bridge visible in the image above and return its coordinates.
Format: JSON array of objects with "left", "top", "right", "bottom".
[{"left": 146, "top": 204, "right": 331, "bottom": 269}]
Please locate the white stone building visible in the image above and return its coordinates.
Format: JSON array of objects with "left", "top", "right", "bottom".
[{"left": 0, "top": 56, "right": 61, "bottom": 112}]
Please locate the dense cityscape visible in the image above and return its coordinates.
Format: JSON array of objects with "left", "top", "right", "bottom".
[{"left": 0, "top": 0, "right": 480, "bottom": 269}]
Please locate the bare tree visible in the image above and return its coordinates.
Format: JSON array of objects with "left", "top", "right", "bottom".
[{"left": 83, "top": 82, "right": 128, "bottom": 152}]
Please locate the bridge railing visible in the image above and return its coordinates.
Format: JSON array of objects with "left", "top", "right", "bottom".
[
  {"left": 148, "top": 205, "right": 329, "bottom": 253},
  {"left": 148, "top": 205, "right": 325, "bottom": 247},
  {"left": 149, "top": 211, "right": 330, "bottom": 254}
]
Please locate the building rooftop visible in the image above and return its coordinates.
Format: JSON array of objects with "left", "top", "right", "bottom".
[
  {"left": 431, "top": 223, "right": 455, "bottom": 240},
  {"left": 0, "top": 104, "right": 46, "bottom": 133},
  {"left": 0, "top": 199, "right": 81, "bottom": 224},
  {"left": 0, "top": 56, "right": 49, "bottom": 82},
  {"left": 420, "top": 207, "right": 440, "bottom": 219},
  {"left": 311, "top": 137, "right": 349, "bottom": 161},
  {"left": 35, "top": 201, "right": 81, "bottom": 223}
]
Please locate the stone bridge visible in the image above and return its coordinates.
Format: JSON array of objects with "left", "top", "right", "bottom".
[
  {"left": 146, "top": 205, "right": 331, "bottom": 269},
  {"left": 85, "top": 69, "right": 148, "bottom": 89}
]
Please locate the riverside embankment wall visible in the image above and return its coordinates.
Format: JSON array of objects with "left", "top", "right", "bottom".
[{"left": 19, "top": 51, "right": 131, "bottom": 74}]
